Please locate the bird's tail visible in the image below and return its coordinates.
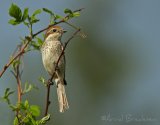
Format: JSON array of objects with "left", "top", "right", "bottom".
[{"left": 55, "top": 78, "right": 69, "bottom": 112}]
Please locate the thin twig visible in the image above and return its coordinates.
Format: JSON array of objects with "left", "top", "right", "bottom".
[
  {"left": 51, "top": 28, "right": 81, "bottom": 81},
  {"left": 16, "top": 60, "right": 22, "bottom": 104},
  {"left": 65, "top": 21, "right": 80, "bottom": 30},
  {"left": 44, "top": 81, "right": 52, "bottom": 116},
  {"left": 44, "top": 28, "right": 81, "bottom": 116},
  {"left": 13, "top": 45, "right": 23, "bottom": 124},
  {"left": 0, "top": 39, "right": 29, "bottom": 78},
  {"left": 0, "top": 8, "right": 84, "bottom": 78},
  {"left": 33, "top": 8, "right": 84, "bottom": 37}
]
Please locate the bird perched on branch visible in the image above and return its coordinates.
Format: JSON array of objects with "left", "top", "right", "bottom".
[{"left": 41, "top": 25, "right": 69, "bottom": 112}]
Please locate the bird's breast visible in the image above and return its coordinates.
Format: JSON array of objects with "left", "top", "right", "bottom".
[{"left": 41, "top": 40, "right": 63, "bottom": 75}]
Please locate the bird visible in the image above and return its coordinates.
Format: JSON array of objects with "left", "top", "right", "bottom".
[{"left": 41, "top": 25, "right": 69, "bottom": 112}]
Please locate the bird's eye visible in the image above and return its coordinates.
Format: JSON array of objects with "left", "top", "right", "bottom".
[{"left": 52, "top": 29, "right": 57, "bottom": 32}]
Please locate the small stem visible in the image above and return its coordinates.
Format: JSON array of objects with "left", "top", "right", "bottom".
[
  {"left": 17, "top": 74, "right": 22, "bottom": 103},
  {"left": 13, "top": 46, "right": 23, "bottom": 125},
  {"left": 33, "top": 8, "right": 84, "bottom": 37},
  {"left": 28, "top": 16, "right": 33, "bottom": 36},
  {"left": 44, "top": 81, "right": 52, "bottom": 116},
  {"left": 50, "top": 28, "right": 80, "bottom": 81},
  {"left": 65, "top": 21, "right": 80, "bottom": 30},
  {"left": 0, "top": 39, "right": 29, "bottom": 78},
  {"left": 16, "top": 54, "right": 22, "bottom": 104}
]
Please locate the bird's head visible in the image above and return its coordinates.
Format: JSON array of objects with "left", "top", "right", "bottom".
[{"left": 45, "top": 25, "right": 66, "bottom": 41}]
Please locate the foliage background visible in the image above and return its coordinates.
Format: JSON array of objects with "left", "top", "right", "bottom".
[{"left": 0, "top": 0, "right": 160, "bottom": 125}]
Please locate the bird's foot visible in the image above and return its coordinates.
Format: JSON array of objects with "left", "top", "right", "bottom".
[{"left": 48, "top": 79, "right": 54, "bottom": 86}]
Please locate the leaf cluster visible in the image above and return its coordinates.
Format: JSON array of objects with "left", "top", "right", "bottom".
[
  {"left": 13, "top": 100, "right": 50, "bottom": 125},
  {"left": 9, "top": 4, "right": 28, "bottom": 25}
]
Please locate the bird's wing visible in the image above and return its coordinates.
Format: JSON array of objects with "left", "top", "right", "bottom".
[{"left": 61, "top": 44, "right": 66, "bottom": 83}]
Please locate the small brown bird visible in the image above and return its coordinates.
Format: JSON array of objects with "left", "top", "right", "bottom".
[{"left": 41, "top": 25, "right": 69, "bottom": 112}]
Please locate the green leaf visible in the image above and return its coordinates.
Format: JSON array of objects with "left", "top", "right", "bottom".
[
  {"left": 31, "top": 19, "right": 40, "bottom": 24},
  {"left": 73, "top": 12, "right": 80, "bottom": 17},
  {"left": 24, "top": 100, "right": 29, "bottom": 107},
  {"left": 24, "top": 100, "right": 29, "bottom": 109},
  {"left": 5, "top": 88, "right": 10, "bottom": 96},
  {"left": 64, "top": 8, "right": 72, "bottom": 14},
  {"left": 23, "top": 82, "right": 38, "bottom": 94},
  {"left": 9, "top": 104, "right": 18, "bottom": 111},
  {"left": 29, "top": 9, "right": 41, "bottom": 25},
  {"left": 23, "top": 21, "right": 29, "bottom": 27},
  {"left": 30, "top": 41, "right": 40, "bottom": 50},
  {"left": 23, "top": 82, "right": 33, "bottom": 94},
  {"left": 30, "top": 39, "right": 44, "bottom": 50},
  {"left": 68, "top": 14, "right": 74, "bottom": 18},
  {"left": 55, "top": 14, "right": 63, "bottom": 19},
  {"left": 50, "top": 19, "right": 55, "bottom": 25},
  {"left": 8, "top": 19, "right": 20, "bottom": 25},
  {"left": 9, "top": 3, "right": 22, "bottom": 21},
  {"left": 39, "top": 76, "right": 47, "bottom": 86},
  {"left": 6, "top": 90, "right": 14, "bottom": 97},
  {"left": 13, "top": 117, "right": 18, "bottom": 125},
  {"left": 3, "top": 88, "right": 14, "bottom": 98},
  {"left": 11, "top": 59, "right": 21, "bottom": 69},
  {"left": 30, "top": 105, "right": 40, "bottom": 117},
  {"left": 23, "top": 116, "right": 30, "bottom": 123},
  {"left": 28, "top": 115, "right": 37, "bottom": 125},
  {"left": 22, "top": 8, "right": 29, "bottom": 21},
  {"left": 43, "top": 8, "right": 54, "bottom": 15},
  {"left": 32, "top": 9, "right": 41, "bottom": 17},
  {"left": 19, "top": 102, "right": 27, "bottom": 110},
  {"left": 43, "top": 8, "right": 55, "bottom": 24},
  {"left": 39, "top": 114, "right": 50, "bottom": 124},
  {"left": 36, "top": 37, "right": 43, "bottom": 47},
  {"left": 2, "top": 88, "right": 14, "bottom": 104}
]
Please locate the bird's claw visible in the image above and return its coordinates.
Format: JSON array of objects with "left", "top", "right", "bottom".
[
  {"left": 48, "top": 79, "right": 54, "bottom": 86},
  {"left": 55, "top": 66, "right": 59, "bottom": 71}
]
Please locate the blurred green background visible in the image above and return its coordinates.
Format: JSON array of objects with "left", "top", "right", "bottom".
[{"left": 0, "top": 0, "right": 160, "bottom": 125}]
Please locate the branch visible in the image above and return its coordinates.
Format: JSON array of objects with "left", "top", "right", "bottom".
[
  {"left": 11, "top": 45, "right": 23, "bottom": 124},
  {"left": 0, "top": 8, "right": 84, "bottom": 78},
  {"left": 51, "top": 29, "right": 81, "bottom": 81},
  {"left": 0, "top": 39, "right": 29, "bottom": 78},
  {"left": 16, "top": 47, "right": 23, "bottom": 104},
  {"left": 32, "top": 8, "right": 84, "bottom": 37},
  {"left": 15, "top": 60, "right": 22, "bottom": 125},
  {"left": 44, "top": 28, "right": 81, "bottom": 116}
]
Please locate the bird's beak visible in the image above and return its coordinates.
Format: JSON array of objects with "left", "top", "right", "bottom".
[{"left": 63, "top": 30, "right": 67, "bottom": 33}]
